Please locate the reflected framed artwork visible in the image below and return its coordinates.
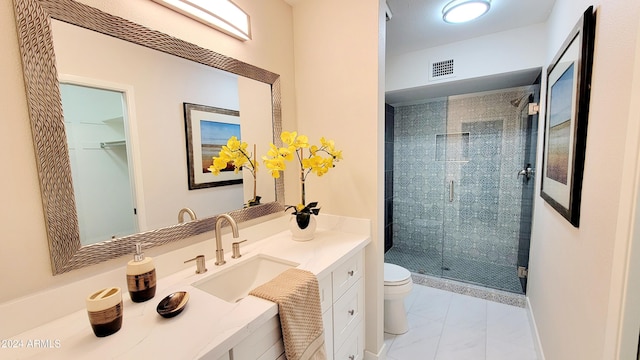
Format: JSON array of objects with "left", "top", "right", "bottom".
[
  {"left": 184, "top": 102, "right": 243, "bottom": 189},
  {"left": 540, "top": 6, "right": 596, "bottom": 227}
]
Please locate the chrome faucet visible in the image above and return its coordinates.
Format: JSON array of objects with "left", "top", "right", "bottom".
[
  {"left": 178, "top": 207, "right": 197, "bottom": 223},
  {"left": 214, "top": 214, "right": 239, "bottom": 266}
]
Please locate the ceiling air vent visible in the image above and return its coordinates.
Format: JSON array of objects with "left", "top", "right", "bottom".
[{"left": 429, "top": 59, "right": 455, "bottom": 81}]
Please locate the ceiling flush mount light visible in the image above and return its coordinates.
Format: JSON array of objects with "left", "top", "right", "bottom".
[
  {"left": 151, "top": 0, "right": 251, "bottom": 41},
  {"left": 442, "top": 0, "right": 491, "bottom": 24}
]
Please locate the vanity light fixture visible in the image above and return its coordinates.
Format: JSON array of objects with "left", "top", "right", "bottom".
[
  {"left": 442, "top": 0, "right": 491, "bottom": 24},
  {"left": 151, "top": 0, "right": 251, "bottom": 41}
]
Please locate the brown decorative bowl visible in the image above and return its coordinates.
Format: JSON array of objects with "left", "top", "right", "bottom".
[{"left": 156, "top": 291, "right": 189, "bottom": 318}]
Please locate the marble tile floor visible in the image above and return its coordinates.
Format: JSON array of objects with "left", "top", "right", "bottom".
[{"left": 384, "top": 284, "right": 538, "bottom": 360}]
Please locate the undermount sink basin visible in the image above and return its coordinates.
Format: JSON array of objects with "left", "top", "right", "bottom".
[{"left": 192, "top": 254, "right": 299, "bottom": 303}]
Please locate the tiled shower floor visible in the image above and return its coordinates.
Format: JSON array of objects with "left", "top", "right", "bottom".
[{"left": 385, "top": 246, "right": 524, "bottom": 294}]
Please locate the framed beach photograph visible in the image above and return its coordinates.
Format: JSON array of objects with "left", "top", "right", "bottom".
[
  {"left": 184, "top": 102, "right": 243, "bottom": 190},
  {"left": 540, "top": 6, "right": 596, "bottom": 227}
]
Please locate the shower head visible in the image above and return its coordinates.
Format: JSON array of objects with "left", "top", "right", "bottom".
[{"left": 510, "top": 93, "right": 533, "bottom": 108}]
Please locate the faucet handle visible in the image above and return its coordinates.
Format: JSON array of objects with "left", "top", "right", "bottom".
[
  {"left": 231, "top": 240, "right": 248, "bottom": 259},
  {"left": 184, "top": 255, "right": 207, "bottom": 274}
]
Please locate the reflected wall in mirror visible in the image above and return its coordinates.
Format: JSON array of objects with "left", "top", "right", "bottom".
[
  {"left": 13, "top": 0, "right": 285, "bottom": 274},
  {"left": 53, "top": 18, "right": 278, "bottom": 241}
]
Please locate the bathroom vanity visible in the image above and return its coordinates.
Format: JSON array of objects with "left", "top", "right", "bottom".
[{"left": 4, "top": 215, "right": 370, "bottom": 359}]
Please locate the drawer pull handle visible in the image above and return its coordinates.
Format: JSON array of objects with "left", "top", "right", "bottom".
[
  {"left": 349, "top": 356, "right": 355, "bottom": 360},
  {"left": 348, "top": 270, "right": 354, "bottom": 276},
  {"left": 348, "top": 309, "right": 355, "bottom": 316}
]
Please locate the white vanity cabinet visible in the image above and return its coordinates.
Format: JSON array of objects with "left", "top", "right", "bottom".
[
  {"left": 210, "top": 250, "right": 364, "bottom": 360},
  {"left": 319, "top": 250, "right": 365, "bottom": 360},
  {"left": 205, "top": 250, "right": 365, "bottom": 360},
  {"left": 217, "top": 316, "right": 285, "bottom": 360}
]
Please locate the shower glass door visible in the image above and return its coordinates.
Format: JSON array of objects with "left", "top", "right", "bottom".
[{"left": 440, "top": 87, "right": 537, "bottom": 293}]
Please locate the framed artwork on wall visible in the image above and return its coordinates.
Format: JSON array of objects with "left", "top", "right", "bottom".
[
  {"left": 184, "top": 102, "right": 243, "bottom": 190},
  {"left": 540, "top": 6, "right": 596, "bottom": 227}
]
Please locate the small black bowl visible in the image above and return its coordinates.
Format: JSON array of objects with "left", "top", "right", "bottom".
[{"left": 156, "top": 291, "right": 189, "bottom": 318}]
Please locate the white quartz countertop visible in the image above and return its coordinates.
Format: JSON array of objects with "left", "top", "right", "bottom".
[{"left": 5, "top": 216, "right": 370, "bottom": 359}]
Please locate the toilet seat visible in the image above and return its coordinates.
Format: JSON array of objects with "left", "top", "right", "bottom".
[{"left": 384, "top": 263, "right": 411, "bottom": 286}]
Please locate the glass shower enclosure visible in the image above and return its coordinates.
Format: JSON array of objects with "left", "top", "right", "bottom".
[{"left": 386, "top": 85, "right": 539, "bottom": 294}]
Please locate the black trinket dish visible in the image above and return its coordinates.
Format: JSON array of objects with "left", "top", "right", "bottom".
[{"left": 156, "top": 291, "right": 189, "bottom": 318}]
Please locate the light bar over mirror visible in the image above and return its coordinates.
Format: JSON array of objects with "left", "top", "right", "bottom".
[{"left": 151, "top": 0, "right": 251, "bottom": 41}]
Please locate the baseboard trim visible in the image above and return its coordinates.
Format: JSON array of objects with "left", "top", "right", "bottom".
[
  {"left": 364, "top": 342, "right": 387, "bottom": 360},
  {"left": 526, "top": 296, "right": 546, "bottom": 360}
]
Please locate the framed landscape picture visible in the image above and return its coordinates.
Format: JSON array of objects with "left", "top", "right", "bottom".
[
  {"left": 184, "top": 102, "right": 243, "bottom": 190},
  {"left": 540, "top": 6, "right": 596, "bottom": 227}
]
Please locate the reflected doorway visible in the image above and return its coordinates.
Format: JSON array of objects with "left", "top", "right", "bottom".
[{"left": 60, "top": 82, "right": 138, "bottom": 245}]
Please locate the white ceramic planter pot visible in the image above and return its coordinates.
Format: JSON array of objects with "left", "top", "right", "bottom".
[{"left": 289, "top": 215, "right": 317, "bottom": 241}]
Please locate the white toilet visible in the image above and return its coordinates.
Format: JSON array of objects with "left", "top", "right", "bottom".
[{"left": 383, "top": 262, "right": 413, "bottom": 334}]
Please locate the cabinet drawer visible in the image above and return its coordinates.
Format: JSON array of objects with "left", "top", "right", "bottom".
[
  {"left": 256, "top": 340, "right": 285, "bottom": 360},
  {"left": 319, "top": 274, "right": 333, "bottom": 314},
  {"left": 332, "top": 252, "right": 363, "bottom": 301},
  {"left": 333, "top": 279, "right": 363, "bottom": 351},
  {"left": 201, "top": 348, "right": 231, "bottom": 360},
  {"left": 232, "top": 316, "right": 283, "bottom": 360},
  {"left": 334, "top": 321, "right": 364, "bottom": 360}
]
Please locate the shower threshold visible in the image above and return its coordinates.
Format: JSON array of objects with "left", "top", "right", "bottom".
[{"left": 411, "top": 272, "right": 526, "bottom": 308}]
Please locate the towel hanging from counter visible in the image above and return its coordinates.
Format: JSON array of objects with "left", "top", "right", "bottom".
[{"left": 249, "top": 268, "right": 327, "bottom": 360}]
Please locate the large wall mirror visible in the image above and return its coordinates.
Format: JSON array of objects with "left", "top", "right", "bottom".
[{"left": 13, "top": 0, "right": 285, "bottom": 274}]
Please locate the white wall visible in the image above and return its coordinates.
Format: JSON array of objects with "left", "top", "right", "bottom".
[
  {"left": 287, "top": 0, "right": 386, "bottom": 356},
  {"left": 0, "top": 0, "right": 295, "bottom": 337},
  {"left": 527, "top": 0, "right": 640, "bottom": 359},
  {"left": 386, "top": 23, "right": 547, "bottom": 93},
  {"left": 612, "top": 17, "right": 640, "bottom": 360}
]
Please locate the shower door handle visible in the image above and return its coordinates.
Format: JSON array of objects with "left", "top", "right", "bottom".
[{"left": 449, "top": 180, "right": 454, "bottom": 202}]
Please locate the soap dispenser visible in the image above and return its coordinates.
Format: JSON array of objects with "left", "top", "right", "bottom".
[{"left": 126, "top": 243, "right": 156, "bottom": 302}]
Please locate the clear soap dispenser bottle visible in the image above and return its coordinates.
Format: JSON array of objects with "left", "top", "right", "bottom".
[{"left": 126, "top": 243, "right": 156, "bottom": 302}]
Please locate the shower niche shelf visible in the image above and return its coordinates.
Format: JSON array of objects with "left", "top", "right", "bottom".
[{"left": 435, "top": 132, "right": 470, "bottom": 162}]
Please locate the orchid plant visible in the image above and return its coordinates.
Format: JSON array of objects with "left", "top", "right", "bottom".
[
  {"left": 209, "top": 136, "right": 261, "bottom": 206},
  {"left": 262, "top": 131, "right": 342, "bottom": 227}
]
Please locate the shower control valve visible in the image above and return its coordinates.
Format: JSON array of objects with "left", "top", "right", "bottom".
[{"left": 518, "top": 164, "right": 534, "bottom": 182}]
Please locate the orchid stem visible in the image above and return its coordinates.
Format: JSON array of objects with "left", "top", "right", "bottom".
[
  {"left": 299, "top": 148, "right": 305, "bottom": 206},
  {"left": 253, "top": 144, "right": 257, "bottom": 201}
]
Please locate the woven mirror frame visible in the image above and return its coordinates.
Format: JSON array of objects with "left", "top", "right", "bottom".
[{"left": 13, "top": 0, "right": 285, "bottom": 274}]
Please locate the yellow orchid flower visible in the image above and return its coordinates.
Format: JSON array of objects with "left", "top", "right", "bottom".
[
  {"left": 212, "top": 156, "right": 230, "bottom": 172},
  {"left": 294, "top": 134, "right": 309, "bottom": 148},
  {"left": 265, "top": 143, "right": 280, "bottom": 157},
  {"left": 261, "top": 130, "right": 342, "bottom": 205},
  {"left": 210, "top": 136, "right": 257, "bottom": 177},
  {"left": 280, "top": 131, "right": 297, "bottom": 146},
  {"left": 226, "top": 136, "right": 241, "bottom": 151},
  {"left": 263, "top": 156, "right": 286, "bottom": 178},
  {"left": 320, "top": 137, "right": 334, "bottom": 150}
]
